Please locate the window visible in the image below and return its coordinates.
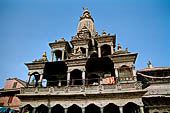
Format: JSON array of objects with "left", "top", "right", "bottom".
[
  {"left": 8, "top": 96, "right": 13, "bottom": 103},
  {"left": 13, "top": 82, "right": 17, "bottom": 88}
]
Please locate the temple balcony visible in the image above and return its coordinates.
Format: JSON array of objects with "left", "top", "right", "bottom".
[{"left": 19, "top": 77, "right": 143, "bottom": 96}]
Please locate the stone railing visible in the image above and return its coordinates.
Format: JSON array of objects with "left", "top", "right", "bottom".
[{"left": 20, "top": 81, "right": 142, "bottom": 95}]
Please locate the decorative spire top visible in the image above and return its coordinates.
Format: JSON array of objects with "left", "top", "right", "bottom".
[
  {"left": 77, "top": 8, "right": 96, "bottom": 37},
  {"left": 43, "top": 52, "right": 47, "bottom": 57},
  {"left": 102, "top": 30, "right": 106, "bottom": 35},
  {"left": 148, "top": 61, "right": 153, "bottom": 68},
  {"left": 117, "top": 43, "right": 122, "bottom": 50}
]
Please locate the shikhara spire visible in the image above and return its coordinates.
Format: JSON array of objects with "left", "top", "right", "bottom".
[{"left": 77, "top": 8, "right": 97, "bottom": 37}]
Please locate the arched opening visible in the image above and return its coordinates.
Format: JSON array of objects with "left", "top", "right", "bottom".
[
  {"left": 36, "top": 104, "right": 48, "bottom": 113},
  {"left": 86, "top": 57, "right": 115, "bottom": 85},
  {"left": 54, "top": 50, "right": 62, "bottom": 61},
  {"left": 51, "top": 104, "right": 64, "bottom": 113},
  {"left": 101, "top": 44, "right": 111, "bottom": 57},
  {"left": 87, "top": 74, "right": 100, "bottom": 85},
  {"left": 30, "top": 72, "right": 40, "bottom": 87},
  {"left": 22, "top": 104, "right": 33, "bottom": 113},
  {"left": 123, "top": 102, "right": 140, "bottom": 113},
  {"left": 44, "top": 62, "right": 67, "bottom": 87},
  {"left": 68, "top": 104, "right": 82, "bottom": 113},
  {"left": 118, "top": 65, "right": 132, "bottom": 81},
  {"left": 85, "top": 104, "right": 100, "bottom": 113},
  {"left": 104, "top": 103, "right": 120, "bottom": 113},
  {"left": 70, "top": 69, "right": 82, "bottom": 85}
]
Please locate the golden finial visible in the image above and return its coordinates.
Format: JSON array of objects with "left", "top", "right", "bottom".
[
  {"left": 148, "top": 60, "right": 153, "bottom": 68},
  {"left": 102, "top": 30, "right": 106, "bottom": 35},
  {"left": 117, "top": 43, "right": 122, "bottom": 50},
  {"left": 43, "top": 52, "right": 47, "bottom": 57}
]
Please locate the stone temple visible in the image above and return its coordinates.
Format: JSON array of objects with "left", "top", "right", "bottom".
[{"left": 17, "top": 8, "right": 170, "bottom": 113}]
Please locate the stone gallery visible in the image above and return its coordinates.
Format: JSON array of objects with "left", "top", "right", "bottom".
[{"left": 17, "top": 8, "right": 170, "bottom": 113}]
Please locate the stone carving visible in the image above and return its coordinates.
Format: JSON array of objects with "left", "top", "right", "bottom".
[
  {"left": 134, "top": 81, "right": 143, "bottom": 90},
  {"left": 64, "top": 86, "right": 69, "bottom": 93},
  {"left": 33, "top": 52, "right": 48, "bottom": 63}
]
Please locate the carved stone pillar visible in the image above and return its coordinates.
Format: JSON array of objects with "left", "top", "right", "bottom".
[
  {"left": 58, "top": 80, "right": 61, "bottom": 86},
  {"left": 86, "top": 48, "right": 88, "bottom": 57},
  {"left": 82, "top": 108, "right": 85, "bottom": 113},
  {"left": 98, "top": 47, "right": 101, "bottom": 57},
  {"left": 74, "top": 48, "right": 76, "bottom": 54},
  {"left": 82, "top": 71, "right": 86, "bottom": 85},
  {"left": 100, "top": 107, "right": 104, "bottom": 113},
  {"left": 132, "top": 65, "right": 137, "bottom": 81},
  {"left": 62, "top": 50, "right": 65, "bottom": 61},
  {"left": 38, "top": 74, "right": 43, "bottom": 87},
  {"left": 26, "top": 74, "right": 31, "bottom": 87},
  {"left": 64, "top": 108, "right": 68, "bottom": 113},
  {"left": 51, "top": 52, "right": 54, "bottom": 62},
  {"left": 140, "top": 106, "right": 144, "bottom": 113},
  {"left": 48, "top": 107, "right": 51, "bottom": 113},
  {"left": 111, "top": 44, "right": 114, "bottom": 54},
  {"left": 67, "top": 72, "right": 70, "bottom": 86},
  {"left": 115, "top": 68, "right": 119, "bottom": 82},
  {"left": 119, "top": 106, "right": 123, "bottom": 113},
  {"left": 32, "top": 107, "right": 36, "bottom": 113}
]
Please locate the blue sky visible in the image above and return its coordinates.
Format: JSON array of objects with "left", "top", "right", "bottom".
[{"left": 0, "top": 0, "right": 170, "bottom": 88}]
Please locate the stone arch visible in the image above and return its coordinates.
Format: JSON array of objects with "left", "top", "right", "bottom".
[
  {"left": 123, "top": 102, "right": 140, "bottom": 113},
  {"left": 36, "top": 104, "right": 49, "bottom": 113},
  {"left": 104, "top": 103, "right": 120, "bottom": 113},
  {"left": 21, "top": 104, "right": 33, "bottom": 113},
  {"left": 68, "top": 104, "right": 82, "bottom": 113},
  {"left": 70, "top": 69, "right": 83, "bottom": 85},
  {"left": 85, "top": 104, "right": 100, "bottom": 113},
  {"left": 54, "top": 49, "right": 62, "bottom": 61},
  {"left": 86, "top": 57, "right": 115, "bottom": 85},
  {"left": 101, "top": 44, "right": 111, "bottom": 57},
  {"left": 51, "top": 104, "right": 64, "bottom": 113},
  {"left": 29, "top": 72, "right": 41, "bottom": 87}
]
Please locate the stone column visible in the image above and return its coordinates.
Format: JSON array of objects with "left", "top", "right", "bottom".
[
  {"left": 48, "top": 107, "right": 51, "bottom": 113},
  {"left": 111, "top": 44, "right": 114, "bottom": 54},
  {"left": 67, "top": 72, "right": 70, "bottom": 86},
  {"left": 119, "top": 106, "right": 123, "bottom": 113},
  {"left": 32, "top": 107, "right": 36, "bottom": 113},
  {"left": 58, "top": 80, "right": 61, "bottom": 86},
  {"left": 38, "top": 74, "right": 43, "bottom": 87},
  {"left": 82, "top": 71, "right": 86, "bottom": 85},
  {"left": 74, "top": 48, "right": 76, "bottom": 54},
  {"left": 140, "top": 106, "right": 144, "bottom": 113},
  {"left": 82, "top": 108, "right": 85, "bottom": 113},
  {"left": 62, "top": 50, "right": 65, "bottom": 61},
  {"left": 51, "top": 52, "right": 54, "bottom": 62},
  {"left": 64, "top": 108, "right": 68, "bottom": 113},
  {"left": 26, "top": 74, "right": 31, "bottom": 87},
  {"left": 100, "top": 107, "right": 104, "bottom": 113},
  {"left": 98, "top": 46, "right": 101, "bottom": 58},
  {"left": 115, "top": 68, "right": 119, "bottom": 82},
  {"left": 132, "top": 65, "right": 137, "bottom": 81},
  {"left": 86, "top": 48, "right": 88, "bottom": 57}
]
